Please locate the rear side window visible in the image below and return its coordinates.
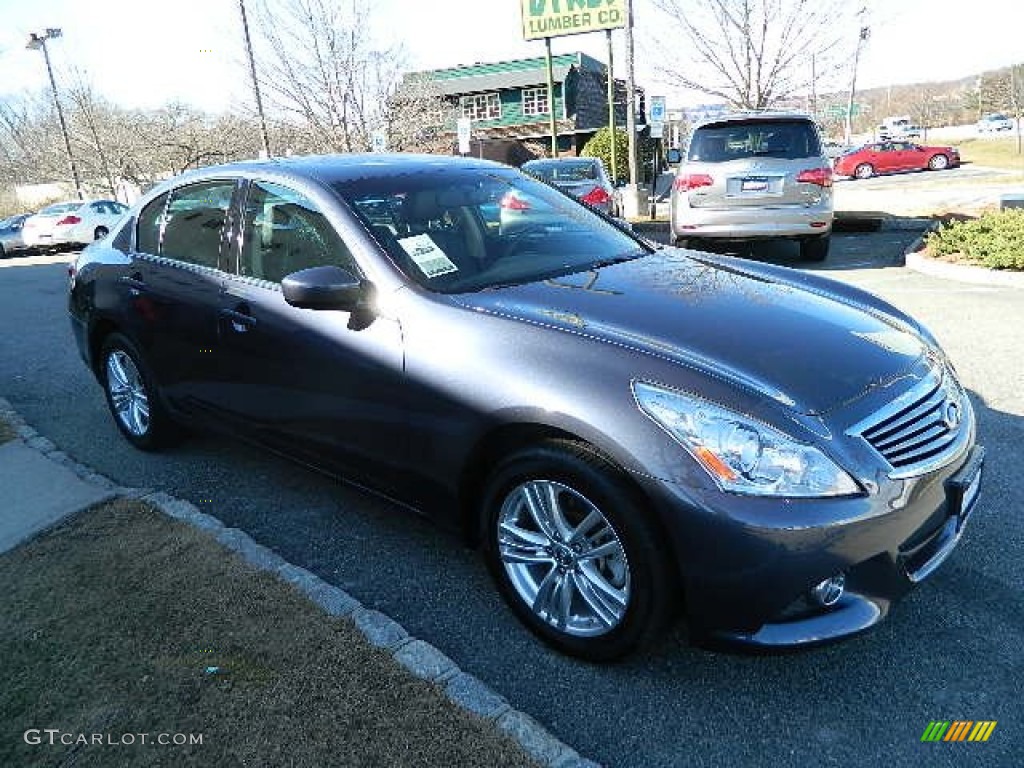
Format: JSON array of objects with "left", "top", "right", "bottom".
[
  {"left": 238, "top": 181, "right": 358, "bottom": 283},
  {"left": 136, "top": 193, "right": 169, "bottom": 255},
  {"left": 688, "top": 120, "right": 822, "bottom": 162},
  {"left": 160, "top": 180, "right": 235, "bottom": 269}
]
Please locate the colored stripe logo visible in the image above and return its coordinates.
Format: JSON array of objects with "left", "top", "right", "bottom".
[{"left": 921, "top": 721, "right": 997, "bottom": 742}]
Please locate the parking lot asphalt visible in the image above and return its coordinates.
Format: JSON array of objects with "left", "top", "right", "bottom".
[{"left": 1, "top": 232, "right": 1020, "bottom": 767}]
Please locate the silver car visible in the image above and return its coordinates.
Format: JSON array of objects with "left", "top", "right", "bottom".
[{"left": 669, "top": 112, "right": 834, "bottom": 261}]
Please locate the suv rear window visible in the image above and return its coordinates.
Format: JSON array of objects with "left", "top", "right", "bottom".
[{"left": 688, "top": 119, "right": 821, "bottom": 163}]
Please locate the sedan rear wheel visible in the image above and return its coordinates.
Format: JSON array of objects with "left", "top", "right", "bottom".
[
  {"left": 928, "top": 154, "right": 949, "bottom": 171},
  {"left": 100, "top": 333, "right": 180, "bottom": 451},
  {"left": 854, "top": 163, "right": 874, "bottom": 179},
  {"left": 481, "top": 440, "right": 674, "bottom": 661}
]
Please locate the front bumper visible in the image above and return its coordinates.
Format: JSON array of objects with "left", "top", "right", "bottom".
[{"left": 635, "top": 444, "right": 985, "bottom": 648}]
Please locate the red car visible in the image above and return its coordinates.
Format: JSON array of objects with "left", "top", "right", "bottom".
[{"left": 834, "top": 141, "right": 960, "bottom": 179}]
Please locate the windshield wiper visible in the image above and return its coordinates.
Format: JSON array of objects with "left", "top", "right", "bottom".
[{"left": 589, "top": 250, "right": 647, "bottom": 269}]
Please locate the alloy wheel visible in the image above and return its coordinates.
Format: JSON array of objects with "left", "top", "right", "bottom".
[
  {"left": 106, "top": 349, "right": 150, "bottom": 437},
  {"left": 497, "top": 479, "right": 631, "bottom": 637}
]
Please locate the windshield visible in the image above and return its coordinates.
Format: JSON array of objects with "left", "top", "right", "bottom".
[
  {"left": 523, "top": 160, "right": 600, "bottom": 183},
  {"left": 39, "top": 202, "right": 82, "bottom": 216},
  {"left": 333, "top": 168, "right": 647, "bottom": 294},
  {"left": 688, "top": 120, "right": 821, "bottom": 162}
]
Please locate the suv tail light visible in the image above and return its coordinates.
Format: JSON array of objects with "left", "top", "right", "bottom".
[
  {"left": 673, "top": 174, "right": 714, "bottom": 192},
  {"left": 56, "top": 215, "right": 82, "bottom": 226},
  {"left": 795, "top": 167, "right": 833, "bottom": 188},
  {"left": 581, "top": 186, "right": 612, "bottom": 206},
  {"left": 500, "top": 193, "right": 530, "bottom": 211}
]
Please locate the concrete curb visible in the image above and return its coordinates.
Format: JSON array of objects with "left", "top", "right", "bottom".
[
  {"left": 904, "top": 249, "right": 1024, "bottom": 288},
  {"left": 0, "top": 397, "right": 601, "bottom": 768}
]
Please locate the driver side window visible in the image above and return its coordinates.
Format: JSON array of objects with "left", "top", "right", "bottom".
[{"left": 239, "top": 181, "right": 358, "bottom": 283}]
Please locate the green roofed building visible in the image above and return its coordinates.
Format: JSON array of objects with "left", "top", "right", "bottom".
[{"left": 406, "top": 52, "right": 642, "bottom": 165}]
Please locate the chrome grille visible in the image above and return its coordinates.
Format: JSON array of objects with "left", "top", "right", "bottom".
[{"left": 854, "top": 368, "right": 969, "bottom": 477}]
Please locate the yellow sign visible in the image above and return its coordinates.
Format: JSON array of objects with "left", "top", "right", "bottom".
[{"left": 520, "top": 0, "right": 626, "bottom": 41}]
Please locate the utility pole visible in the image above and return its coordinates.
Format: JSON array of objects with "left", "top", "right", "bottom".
[
  {"left": 1011, "top": 65, "right": 1022, "bottom": 155},
  {"left": 811, "top": 54, "right": 817, "bottom": 118},
  {"left": 606, "top": 29, "right": 617, "bottom": 184},
  {"left": 844, "top": 24, "right": 870, "bottom": 145},
  {"left": 27, "top": 29, "right": 83, "bottom": 200},
  {"left": 624, "top": 0, "right": 639, "bottom": 186},
  {"left": 239, "top": 0, "right": 272, "bottom": 158}
]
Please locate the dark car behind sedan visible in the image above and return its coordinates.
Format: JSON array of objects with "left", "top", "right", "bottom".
[
  {"left": 68, "top": 154, "right": 984, "bottom": 660},
  {"left": 521, "top": 157, "right": 619, "bottom": 216}
]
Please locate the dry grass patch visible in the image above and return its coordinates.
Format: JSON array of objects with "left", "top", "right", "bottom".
[{"left": 0, "top": 499, "right": 538, "bottom": 768}]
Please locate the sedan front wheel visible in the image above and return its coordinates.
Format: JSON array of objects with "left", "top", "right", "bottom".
[
  {"left": 854, "top": 163, "right": 874, "bottom": 179},
  {"left": 481, "top": 440, "right": 675, "bottom": 661},
  {"left": 928, "top": 154, "right": 949, "bottom": 171}
]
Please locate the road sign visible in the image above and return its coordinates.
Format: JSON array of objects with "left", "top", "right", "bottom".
[
  {"left": 649, "top": 123, "right": 663, "bottom": 139},
  {"left": 650, "top": 96, "right": 667, "bottom": 126},
  {"left": 825, "top": 104, "right": 862, "bottom": 118},
  {"left": 520, "top": 0, "right": 625, "bottom": 41},
  {"left": 457, "top": 118, "right": 472, "bottom": 155},
  {"left": 370, "top": 130, "right": 387, "bottom": 153}
]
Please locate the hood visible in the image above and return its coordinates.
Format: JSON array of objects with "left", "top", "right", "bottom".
[{"left": 454, "top": 250, "right": 928, "bottom": 415}]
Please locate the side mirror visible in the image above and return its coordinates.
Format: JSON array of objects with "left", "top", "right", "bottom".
[
  {"left": 282, "top": 265, "right": 364, "bottom": 311},
  {"left": 666, "top": 148, "right": 682, "bottom": 165}
]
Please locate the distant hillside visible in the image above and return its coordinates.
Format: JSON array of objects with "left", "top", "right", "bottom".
[{"left": 785, "top": 63, "right": 1022, "bottom": 134}]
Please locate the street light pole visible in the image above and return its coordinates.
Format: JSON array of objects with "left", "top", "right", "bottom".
[
  {"left": 27, "top": 29, "right": 84, "bottom": 200},
  {"left": 238, "top": 0, "right": 272, "bottom": 158}
]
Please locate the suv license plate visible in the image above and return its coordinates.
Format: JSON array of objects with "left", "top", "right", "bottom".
[{"left": 741, "top": 178, "right": 769, "bottom": 192}]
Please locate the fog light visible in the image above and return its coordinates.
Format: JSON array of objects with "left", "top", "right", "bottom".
[{"left": 810, "top": 573, "right": 845, "bottom": 607}]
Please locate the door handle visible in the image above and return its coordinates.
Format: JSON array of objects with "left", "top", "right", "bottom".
[
  {"left": 118, "top": 271, "right": 146, "bottom": 296},
  {"left": 220, "top": 307, "right": 256, "bottom": 333}
]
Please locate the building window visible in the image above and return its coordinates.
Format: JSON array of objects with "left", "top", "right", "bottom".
[
  {"left": 461, "top": 93, "right": 501, "bottom": 121},
  {"left": 522, "top": 87, "right": 549, "bottom": 116}
]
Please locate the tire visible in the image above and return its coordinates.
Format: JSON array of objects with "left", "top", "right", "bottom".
[
  {"left": 854, "top": 163, "right": 874, "bottom": 179},
  {"left": 99, "top": 332, "right": 180, "bottom": 451},
  {"left": 928, "top": 154, "right": 949, "bottom": 171},
  {"left": 800, "top": 234, "right": 830, "bottom": 262},
  {"left": 481, "top": 439, "right": 675, "bottom": 661},
  {"left": 0, "top": 243, "right": 5, "bottom": 259},
  {"left": 673, "top": 237, "right": 702, "bottom": 251},
  {"left": 94, "top": 226, "right": 109, "bottom": 240}
]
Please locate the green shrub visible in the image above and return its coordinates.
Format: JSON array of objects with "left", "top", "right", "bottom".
[
  {"left": 581, "top": 127, "right": 657, "bottom": 184},
  {"left": 926, "top": 209, "right": 1024, "bottom": 270}
]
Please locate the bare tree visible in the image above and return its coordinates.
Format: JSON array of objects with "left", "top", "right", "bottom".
[
  {"left": 250, "top": 0, "right": 447, "bottom": 154},
  {"left": 385, "top": 73, "right": 457, "bottom": 153},
  {"left": 648, "top": 0, "right": 856, "bottom": 109}
]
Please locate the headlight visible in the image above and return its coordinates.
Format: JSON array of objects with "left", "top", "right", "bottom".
[{"left": 633, "top": 382, "right": 860, "bottom": 497}]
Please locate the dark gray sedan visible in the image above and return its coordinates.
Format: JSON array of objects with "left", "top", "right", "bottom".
[
  {"left": 521, "top": 157, "right": 619, "bottom": 216},
  {"left": 68, "top": 154, "right": 984, "bottom": 660}
]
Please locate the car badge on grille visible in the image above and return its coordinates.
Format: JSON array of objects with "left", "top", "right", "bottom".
[{"left": 943, "top": 400, "right": 962, "bottom": 431}]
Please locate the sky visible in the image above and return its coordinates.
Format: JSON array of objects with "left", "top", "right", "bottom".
[{"left": 0, "top": 0, "right": 1019, "bottom": 115}]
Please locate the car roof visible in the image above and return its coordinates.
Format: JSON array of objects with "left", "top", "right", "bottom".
[
  {"left": 523, "top": 157, "right": 598, "bottom": 166},
  {"left": 172, "top": 153, "right": 509, "bottom": 186},
  {"left": 690, "top": 110, "right": 816, "bottom": 130}
]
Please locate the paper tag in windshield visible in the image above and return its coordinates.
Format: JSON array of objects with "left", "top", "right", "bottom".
[{"left": 398, "top": 234, "right": 458, "bottom": 278}]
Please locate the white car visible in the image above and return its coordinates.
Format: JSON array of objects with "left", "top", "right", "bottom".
[
  {"left": 977, "top": 114, "right": 1014, "bottom": 133},
  {"left": 22, "top": 199, "right": 129, "bottom": 249}
]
